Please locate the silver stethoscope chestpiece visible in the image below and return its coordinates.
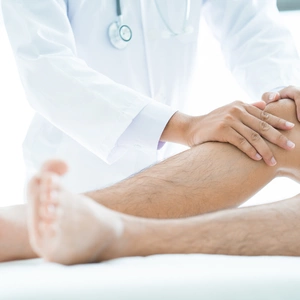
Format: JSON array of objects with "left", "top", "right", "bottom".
[
  {"left": 108, "top": 0, "right": 132, "bottom": 49},
  {"left": 119, "top": 25, "right": 132, "bottom": 42},
  {"left": 108, "top": 21, "right": 132, "bottom": 49},
  {"left": 108, "top": 0, "right": 192, "bottom": 49}
]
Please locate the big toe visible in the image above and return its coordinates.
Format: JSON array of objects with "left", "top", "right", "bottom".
[
  {"left": 27, "top": 175, "right": 40, "bottom": 202},
  {"left": 41, "top": 159, "right": 68, "bottom": 176}
]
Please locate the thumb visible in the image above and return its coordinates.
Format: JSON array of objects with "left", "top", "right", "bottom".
[
  {"left": 261, "top": 91, "right": 281, "bottom": 104},
  {"left": 251, "top": 101, "right": 266, "bottom": 110}
]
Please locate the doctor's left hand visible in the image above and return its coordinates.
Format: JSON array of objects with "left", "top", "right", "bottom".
[
  {"left": 161, "top": 101, "right": 295, "bottom": 166},
  {"left": 262, "top": 85, "right": 300, "bottom": 121}
]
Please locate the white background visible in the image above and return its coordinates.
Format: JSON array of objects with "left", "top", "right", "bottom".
[{"left": 0, "top": 10, "right": 299, "bottom": 207}]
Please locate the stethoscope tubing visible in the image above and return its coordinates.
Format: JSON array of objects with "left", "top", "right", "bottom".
[{"left": 109, "top": 0, "right": 191, "bottom": 49}]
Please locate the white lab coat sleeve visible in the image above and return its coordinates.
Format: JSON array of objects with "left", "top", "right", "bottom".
[
  {"left": 202, "top": 0, "right": 300, "bottom": 100},
  {"left": 108, "top": 102, "right": 176, "bottom": 161},
  {"left": 1, "top": 0, "right": 174, "bottom": 164}
]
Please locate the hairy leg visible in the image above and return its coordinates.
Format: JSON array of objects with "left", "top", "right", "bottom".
[
  {"left": 28, "top": 158, "right": 300, "bottom": 265},
  {"left": 120, "top": 193, "right": 300, "bottom": 258},
  {"left": 1, "top": 99, "right": 299, "bottom": 262},
  {"left": 85, "top": 99, "right": 299, "bottom": 218}
]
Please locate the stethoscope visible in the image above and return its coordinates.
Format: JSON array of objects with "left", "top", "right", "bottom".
[{"left": 108, "top": 0, "right": 192, "bottom": 49}]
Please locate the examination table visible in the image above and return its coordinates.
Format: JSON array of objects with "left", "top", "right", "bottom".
[{"left": 1, "top": 254, "right": 300, "bottom": 299}]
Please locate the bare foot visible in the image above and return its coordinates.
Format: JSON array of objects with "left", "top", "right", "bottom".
[{"left": 27, "top": 160, "right": 124, "bottom": 265}]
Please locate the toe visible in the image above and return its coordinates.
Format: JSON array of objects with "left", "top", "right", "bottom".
[
  {"left": 27, "top": 175, "right": 40, "bottom": 203},
  {"left": 41, "top": 159, "right": 68, "bottom": 176},
  {"left": 39, "top": 202, "right": 58, "bottom": 221},
  {"left": 40, "top": 172, "right": 61, "bottom": 203},
  {"left": 38, "top": 221, "right": 57, "bottom": 238}
]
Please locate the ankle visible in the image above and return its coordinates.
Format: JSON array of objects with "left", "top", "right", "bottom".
[
  {"left": 102, "top": 214, "right": 143, "bottom": 260},
  {"left": 97, "top": 212, "right": 127, "bottom": 261}
]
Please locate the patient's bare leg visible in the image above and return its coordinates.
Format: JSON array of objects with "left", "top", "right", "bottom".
[
  {"left": 87, "top": 99, "right": 299, "bottom": 218},
  {"left": 28, "top": 153, "right": 300, "bottom": 265},
  {"left": 120, "top": 193, "right": 300, "bottom": 258},
  {"left": 27, "top": 99, "right": 300, "bottom": 264},
  {"left": 1, "top": 99, "right": 299, "bottom": 262},
  {"left": 0, "top": 205, "right": 35, "bottom": 261}
]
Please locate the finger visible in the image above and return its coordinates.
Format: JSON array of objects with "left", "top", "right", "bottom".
[
  {"left": 246, "top": 104, "right": 295, "bottom": 131},
  {"left": 296, "top": 99, "right": 300, "bottom": 122},
  {"left": 262, "top": 91, "right": 281, "bottom": 104},
  {"left": 232, "top": 123, "right": 277, "bottom": 166},
  {"left": 240, "top": 112, "right": 295, "bottom": 151},
  {"left": 277, "top": 86, "right": 300, "bottom": 121},
  {"left": 251, "top": 101, "right": 266, "bottom": 110},
  {"left": 225, "top": 128, "right": 263, "bottom": 162}
]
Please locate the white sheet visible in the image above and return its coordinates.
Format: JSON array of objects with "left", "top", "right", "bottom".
[{"left": 1, "top": 254, "right": 300, "bottom": 300}]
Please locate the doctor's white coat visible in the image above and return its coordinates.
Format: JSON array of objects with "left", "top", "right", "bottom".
[{"left": 1, "top": 0, "right": 300, "bottom": 193}]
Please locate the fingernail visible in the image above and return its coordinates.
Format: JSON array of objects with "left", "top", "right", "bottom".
[
  {"left": 255, "top": 153, "right": 262, "bottom": 160},
  {"left": 285, "top": 121, "right": 295, "bottom": 128},
  {"left": 287, "top": 140, "right": 295, "bottom": 149},
  {"left": 270, "top": 157, "right": 277, "bottom": 166},
  {"left": 269, "top": 92, "right": 276, "bottom": 101}
]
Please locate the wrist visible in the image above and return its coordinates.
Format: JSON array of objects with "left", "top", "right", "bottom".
[{"left": 160, "top": 111, "right": 191, "bottom": 146}]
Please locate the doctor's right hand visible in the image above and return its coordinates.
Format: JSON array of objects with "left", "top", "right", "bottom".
[{"left": 161, "top": 101, "right": 295, "bottom": 166}]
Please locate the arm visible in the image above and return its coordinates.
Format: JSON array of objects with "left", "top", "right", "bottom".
[
  {"left": 1, "top": 0, "right": 175, "bottom": 163},
  {"left": 1, "top": 0, "right": 295, "bottom": 166}
]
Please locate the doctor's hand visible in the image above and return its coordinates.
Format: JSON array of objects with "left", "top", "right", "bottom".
[
  {"left": 262, "top": 86, "right": 300, "bottom": 121},
  {"left": 161, "top": 101, "right": 295, "bottom": 166}
]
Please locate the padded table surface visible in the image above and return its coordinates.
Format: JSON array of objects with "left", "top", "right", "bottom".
[{"left": 1, "top": 254, "right": 300, "bottom": 300}]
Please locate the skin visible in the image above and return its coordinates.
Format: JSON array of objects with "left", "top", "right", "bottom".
[
  {"left": 262, "top": 85, "right": 300, "bottom": 120},
  {"left": 24, "top": 99, "right": 300, "bottom": 265},
  {"left": 161, "top": 100, "right": 295, "bottom": 166},
  {"left": 0, "top": 98, "right": 299, "bottom": 263}
]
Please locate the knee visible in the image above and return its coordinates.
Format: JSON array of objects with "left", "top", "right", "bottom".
[{"left": 264, "top": 99, "right": 297, "bottom": 125}]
